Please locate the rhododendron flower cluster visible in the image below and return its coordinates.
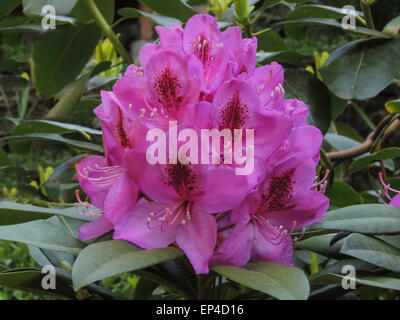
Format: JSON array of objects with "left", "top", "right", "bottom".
[{"left": 75, "top": 14, "right": 329, "bottom": 274}]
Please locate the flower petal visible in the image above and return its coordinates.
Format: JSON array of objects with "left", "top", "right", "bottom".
[
  {"left": 104, "top": 173, "right": 139, "bottom": 225},
  {"left": 113, "top": 201, "right": 179, "bottom": 249},
  {"left": 279, "top": 99, "right": 309, "bottom": 127},
  {"left": 156, "top": 23, "right": 183, "bottom": 50},
  {"left": 252, "top": 223, "right": 294, "bottom": 265},
  {"left": 76, "top": 156, "right": 117, "bottom": 209},
  {"left": 196, "top": 166, "right": 249, "bottom": 213},
  {"left": 253, "top": 62, "right": 284, "bottom": 108},
  {"left": 78, "top": 215, "right": 114, "bottom": 240},
  {"left": 211, "top": 79, "right": 260, "bottom": 130},
  {"left": 145, "top": 50, "right": 203, "bottom": 120},
  {"left": 176, "top": 208, "right": 217, "bottom": 274},
  {"left": 139, "top": 43, "right": 161, "bottom": 69},
  {"left": 266, "top": 190, "right": 329, "bottom": 230},
  {"left": 222, "top": 27, "right": 257, "bottom": 76},
  {"left": 211, "top": 220, "right": 253, "bottom": 267},
  {"left": 125, "top": 149, "right": 182, "bottom": 204},
  {"left": 390, "top": 194, "right": 400, "bottom": 207},
  {"left": 183, "top": 14, "right": 221, "bottom": 65}
]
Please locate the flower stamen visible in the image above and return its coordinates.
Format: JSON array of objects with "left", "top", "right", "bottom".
[{"left": 75, "top": 190, "right": 103, "bottom": 217}]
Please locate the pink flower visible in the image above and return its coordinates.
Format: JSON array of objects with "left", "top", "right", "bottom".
[
  {"left": 140, "top": 14, "right": 258, "bottom": 99},
  {"left": 114, "top": 52, "right": 204, "bottom": 127},
  {"left": 391, "top": 195, "right": 400, "bottom": 207},
  {"left": 211, "top": 126, "right": 329, "bottom": 267},
  {"left": 73, "top": 13, "right": 330, "bottom": 274},
  {"left": 75, "top": 91, "right": 142, "bottom": 240},
  {"left": 203, "top": 78, "right": 293, "bottom": 188},
  {"left": 379, "top": 172, "right": 400, "bottom": 207},
  {"left": 113, "top": 126, "right": 250, "bottom": 274}
]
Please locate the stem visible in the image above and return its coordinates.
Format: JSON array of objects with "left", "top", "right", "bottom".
[
  {"left": 356, "top": 15, "right": 367, "bottom": 26},
  {"left": 85, "top": 0, "right": 133, "bottom": 64},
  {"left": 326, "top": 114, "right": 394, "bottom": 161},
  {"left": 369, "top": 113, "right": 400, "bottom": 152},
  {"left": 360, "top": 1, "right": 375, "bottom": 30},
  {"left": 242, "top": 18, "right": 252, "bottom": 38},
  {"left": 197, "top": 274, "right": 215, "bottom": 300},
  {"left": 250, "top": 6, "right": 267, "bottom": 25},
  {"left": 252, "top": 27, "right": 271, "bottom": 37},
  {"left": 352, "top": 101, "right": 376, "bottom": 130}
]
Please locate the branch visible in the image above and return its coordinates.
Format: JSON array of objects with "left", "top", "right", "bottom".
[
  {"left": 85, "top": 0, "right": 133, "bottom": 65},
  {"left": 326, "top": 114, "right": 394, "bottom": 162}
]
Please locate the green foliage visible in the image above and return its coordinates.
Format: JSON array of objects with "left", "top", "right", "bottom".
[
  {"left": 320, "top": 38, "right": 400, "bottom": 100},
  {"left": 284, "top": 68, "right": 331, "bottom": 134},
  {"left": 72, "top": 240, "right": 184, "bottom": 290},
  {"left": 1, "top": 0, "right": 400, "bottom": 301},
  {"left": 212, "top": 263, "right": 310, "bottom": 300},
  {"left": 32, "top": 23, "right": 101, "bottom": 97}
]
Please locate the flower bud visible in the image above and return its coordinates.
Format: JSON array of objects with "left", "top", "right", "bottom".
[{"left": 233, "top": 0, "right": 253, "bottom": 21}]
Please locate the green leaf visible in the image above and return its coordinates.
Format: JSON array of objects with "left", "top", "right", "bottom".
[
  {"left": 0, "top": 58, "right": 24, "bottom": 73},
  {"left": 330, "top": 94, "right": 348, "bottom": 121},
  {"left": 0, "top": 74, "right": 28, "bottom": 90},
  {"left": 325, "top": 180, "right": 363, "bottom": 208},
  {"left": 23, "top": 0, "right": 78, "bottom": 16},
  {"left": 377, "top": 235, "right": 400, "bottom": 249},
  {"left": 383, "top": 15, "right": 400, "bottom": 35},
  {"left": 46, "top": 154, "right": 85, "bottom": 183},
  {"left": 324, "top": 133, "right": 360, "bottom": 151},
  {"left": 320, "top": 38, "right": 400, "bottom": 100},
  {"left": 117, "top": 7, "right": 181, "bottom": 28},
  {"left": 314, "top": 258, "right": 377, "bottom": 275},
  {"left": 134, "top": 278, "right": 159, "bottom": 299},
  {"left": 310, "top": 272, "right": 400, "bottom": 291},
  {"left": 0, "top": 201, "right": 94, "bottom": 226},
  {"left": 212, "top": 262, "right": 309, "bottom": 300},
  {"left": 72, "top": 240, "right": 184, "bottom": 290},
  {"left": 256, "top": 51, "right": 308, "bottom": 67},
  {"left": 295, "top": 234, "right": 345, "bottom": 259},
  {"left": 335, "top": 122, "right": 364, "bottom": 142},
  {"left": 32, "top": 22, "right": 101, "bottom": 97},
  {"left": 273, "top": 18, "right": 390, "bottom": 38},
  {"left": 0, "top": 220, "right": 85, "bottom": 254},
  {"left": 0, "top": 15, "right": 43, "bottom": 33},
  {"left": 311, "top": 204, "right": 400, "bottom": 235},
  {"left": 287, "top": 5, "right": 363, "bottom": 20},
  {"left": 0, "top": 148, "right": 11, "bottom": 167},
  {"left": 138, "top": 0, "right": 196, "bottom": 22},
  {"left": 28, "top": 244, "right": 74, "bottom": 270},
  {"left": 69, "top": 98, "right": 101, "bottom": 127},
  {"left": 45, "top": 75, "right": 90, "bottom": 121},
  {"left": 385, "top": 98, "right": 400, "bottom": 114},
  {"left": 70, "top": 0, "right": 115, "bottom": 25},
  {"left": 284, "top": 69, "right": 331, "bottom": 134},
  {"left": 11, "top": 120, "right": 101, "bottom": 136},
  {"left": 284, "top": 0, "right": 309, "bottom": 3},
  {"left": 0, "top": 268, "right": 76, "bottom": 299},
  {"left": 0, "top": 0, "right": 21, "bottom": 17},
  {"left": 256, "top": 29, "right": 287, "bottom": 52},
  {"left": 283, "top": 5, "right": 363, "bottom": 40},
  {"left": 349, "top": 148, "right": 400, "bottom": 173},
  {"left": 259, "top": 0, "right": 283, "bottom": 10},
  {"left": 341, "top": 233, "right": 400, "bottom": 272},
  {"left": 0, "top": 264, "right": 8, "bottom": 272},
  {"left": 0, "top": 133, "right": 103, "bottom": 153}
]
